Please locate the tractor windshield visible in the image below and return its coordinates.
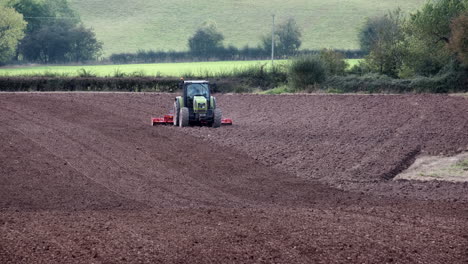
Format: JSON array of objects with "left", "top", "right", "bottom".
[{"left": 187, "top": 83, "right": 209, "bottom": 98}]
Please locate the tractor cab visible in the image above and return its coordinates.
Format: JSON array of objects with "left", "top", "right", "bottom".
[{"left": 182, "top": 81, "right": 211, "bottom": 109}]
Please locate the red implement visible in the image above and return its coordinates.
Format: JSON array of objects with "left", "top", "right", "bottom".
[
  {"left": 151, "top": 114, "right": 174, "bottom": 125},
  {"left": 221, "top": 118, "right": 233, "bottom": 125},
  {"left": 151, "top": 114, "right": 233, "bottom": 126}
]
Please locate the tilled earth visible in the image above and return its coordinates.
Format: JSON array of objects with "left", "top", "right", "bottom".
[{"left": 0, "top": 92, "right": 467, "bottom": 263}]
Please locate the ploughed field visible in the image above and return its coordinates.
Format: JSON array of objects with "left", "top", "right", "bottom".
[{"left": 0, "top": 93, "right": 467, "bottom": 263}]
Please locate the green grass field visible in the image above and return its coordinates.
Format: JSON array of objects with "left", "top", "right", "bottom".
[
  {"left": 0, "top": 59, "right": 361, "bottom": 77},
  {"left": 68, "top": 0, "right": 425, "bottom": 55}
]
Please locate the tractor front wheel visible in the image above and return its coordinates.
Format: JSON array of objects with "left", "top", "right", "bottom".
[
  {"left": 179, "top": 107, "right": 189, "bottom": 127},
  {"left": 212, "top": 108, "right": 222, "bottom": 128}
]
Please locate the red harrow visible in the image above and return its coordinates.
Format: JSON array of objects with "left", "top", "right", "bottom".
[{"left": 152, "top": 113, "right": 233, "bottom": 126}]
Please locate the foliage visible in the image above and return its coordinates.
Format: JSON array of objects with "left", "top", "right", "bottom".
[
  {"left": 108, "top": 48, "right": 364, "bottom": 64},
  {"left": 20, "top": 21, "right": 102, "bottom": 63},
  {"left": 409, "top": 0, "right": 467, "bottom": 44},
  {"left": 262, "top": 18, "right": 302, "bottom": 57},
  {"left": 358, "top": 9, "right": 406, "bottom": 77},
  {"left": 319, "top": 49, "right": 348, "bottom": 76},
  {"left": 188, "top": 23, "right": 224, "bottom": 59},
  {"left": 357, "top": 0, "right": 468, "bottom": 78},
  {"left": 448, "top": 11, "right": 468, "bottom": 66},
  {"left": 288, "top": 55, "right": 327, "bottom": 91},
  {"left": 347, "top": 60, "right": 373, "bottom": 75},
  {"left": 0, "top": 6, "right": 26, "bottom": 64},
  {"left": 11, "top": 0, "right": 101, "bottom": 63},
  {"left": 402, "top": 0, "right": 468, "bottom": 76},
  {"left": 325, "top": 67, "right": 467, "bottom": 94},
  {"left": 66, "top": 25, "right": 102, "bottom": 62},
  {"left": 12, "top": 0, "right": 79, "bottom": 33},
  {"left": 77, "top": 68, "right": 96, "bottom": 77},
  {"left": 0, "top": 76, "right": 180, "bottom": 92}
]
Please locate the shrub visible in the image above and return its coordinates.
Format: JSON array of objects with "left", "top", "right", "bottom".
[
  {"left": 288, "top": 55, "right": 327, "bottom": 91},
  {"left": 319, "top": 49, "right": 348, "bottom": 76},
  {"left": 347, "top": 60, "right": 373, "bottom": 75}
]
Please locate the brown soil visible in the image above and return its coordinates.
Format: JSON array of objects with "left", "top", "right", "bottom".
[{"left": 1, "top": 92, "right": 467, "bottom": 263}]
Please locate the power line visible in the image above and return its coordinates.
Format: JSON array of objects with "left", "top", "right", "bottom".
[{"left": 23, "top": 17, "right": 78, "bottom": 19}]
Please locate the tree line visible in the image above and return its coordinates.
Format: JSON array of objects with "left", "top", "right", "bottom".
[
  {"left": 109, "top": 19, "right": 320, "bottom": 64},
  {"left": 108, "top": 48, "right": 364, "bottom": 64},
  {"left": 355, "top": 0, "right": 468, "bottom": 78},
  {"left": 1, "top": 0, "right": 466, "bottom": 74},
  {"left": 0, "top": 0, "right": 102, "bottom": 65},
  {"left": 281, "top": 0, "right": 467, "bottom": 94},
  {"left": 1, "top": 2, "right": 358, "bottom": 65}
]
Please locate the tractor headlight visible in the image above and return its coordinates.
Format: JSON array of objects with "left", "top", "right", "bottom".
[{"left": 198, "top": 103, "right": 206, "bottom": 109}]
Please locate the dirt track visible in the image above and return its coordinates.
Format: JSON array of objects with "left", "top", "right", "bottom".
[{"left": 1, "top": 93, "right": 468, "bottom": 263}]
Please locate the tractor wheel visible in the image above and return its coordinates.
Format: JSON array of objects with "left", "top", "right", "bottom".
[
  {"left": 173, "top": 101, "right": 180, "bottom": 126},
  {"left": 212, "top": 108, "right": 222, "bottom": 128},
  {"left": 179, "top": 107, "right": 189, "bottom": 127}
]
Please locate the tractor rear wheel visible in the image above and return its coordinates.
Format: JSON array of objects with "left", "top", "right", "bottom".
[
  {"left": 212, "top": 108, "right": 222, "bottom": 128},
  {"left": 179, "top": 107, "right": 189, "bottom": 127},
  {"left": 173, "top": 101, "right": 180, "bottom": 126}
]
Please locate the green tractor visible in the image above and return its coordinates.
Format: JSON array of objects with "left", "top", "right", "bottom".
[{"left": 171, "top": 80, "right": 232, "bottom": 127}]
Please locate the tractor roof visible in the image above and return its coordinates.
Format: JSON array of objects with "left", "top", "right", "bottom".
[{"left": 184, "top": 80, "right": 209, "bottom": 84}]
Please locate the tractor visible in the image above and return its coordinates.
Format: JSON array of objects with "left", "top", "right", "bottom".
[{"left": 151, "top": 80, "right": 232, "bottom": 127}]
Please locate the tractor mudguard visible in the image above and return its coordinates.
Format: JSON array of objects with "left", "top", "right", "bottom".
[
  {"left": 210, "top": 96, "right": 216, "bottom": 109},
  {"left": 175, "top": 96, "right": 184, "bottom": 108}
]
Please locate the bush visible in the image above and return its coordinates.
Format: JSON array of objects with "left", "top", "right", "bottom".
[
  {"left": 347, "top": 60, "right": 373, "bottom": 75},
  {"left": 288, "top": 55, "right": 327, "bottom": 91},
  {"left": 319, "top": 49, "right": 348, "bottom": 76}
]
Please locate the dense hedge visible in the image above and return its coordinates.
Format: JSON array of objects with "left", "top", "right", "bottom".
[
  {"left": 0, "top": 77, "right": 180, "bottom": 92},
  {"left": 108, "top": 49, "right": 365, "bottom": 64},
  {"left": 1, "top": 68, "right": 465, "bottom": 94},
  {"left": 324, "top": 70, "right": 468, "bottom": 93},
  {"left": 0, "top": 77, "right": 271, "bottom": 93}
]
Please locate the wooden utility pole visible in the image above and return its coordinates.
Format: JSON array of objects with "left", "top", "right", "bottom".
[{"left": 271, "top": 14, "right": 275, "bottom": 67}]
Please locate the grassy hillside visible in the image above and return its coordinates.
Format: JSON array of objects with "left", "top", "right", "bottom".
[{"left": 69, "top": 0, "right": 425, "bottom": 55}]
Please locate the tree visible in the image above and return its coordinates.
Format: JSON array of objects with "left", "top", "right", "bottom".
[
  {"left": 0, "top": 6, "right": 26, "bottom": 64},
  {"left": 12, "top": 0, "right": 79, "bottom": 33},
  {"left": 409, "top": 0, "right": 467, "bottom": 45},
  {"left": 401, "top": 0, "right": 468, "bottom": 76},
  {"left": 263, "top": 18, "right": 302, "bottom": 57},
  {"left": 358, "top": 9, "right": 406, "bottom": 77},
  {"left": 20, "top": 21, "right": 102, "bottom": 63},
  {"left": 188, "top": 23, "right": 224, "bottom": 58},
  {"left": 448, "top": 12, "right": 468, "bottom": 66},
  {"left": 11, "top": 0, "right": 101, "bottom": 63},
  {"left": 67, "top": 25, "right": 102, "bottom": 62}
]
